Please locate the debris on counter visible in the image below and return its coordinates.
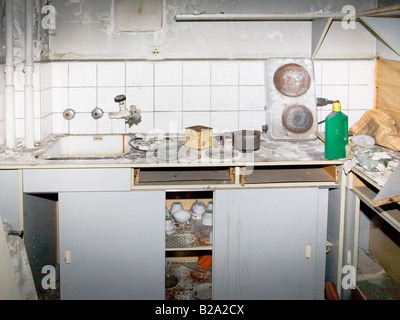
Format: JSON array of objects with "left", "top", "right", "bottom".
[
  {"left": 350, "top": 109, "right": 400, "bottom": 152},
  {"left": 343, "top": 137, "right": 399, "bottom": 186},
  {"left": 354, "top": 146, "right": 391, "bottom": 172}
]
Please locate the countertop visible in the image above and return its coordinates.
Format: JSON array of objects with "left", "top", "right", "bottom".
[{"left": 0, "top": 133, "right": 341, "bottom": 169}]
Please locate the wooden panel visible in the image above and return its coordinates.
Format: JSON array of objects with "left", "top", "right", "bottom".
[
  {"left": 369, "top": 214, "right": 400, "bottom": 284},
  {"left": 243, "top": 165, "right": 338, "bottom": 184},
  {"left": 136, "top": 167, "right": 232, "bottom": 186}
]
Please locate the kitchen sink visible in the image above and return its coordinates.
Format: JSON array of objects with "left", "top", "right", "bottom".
[{"left": 39, "top": 134, "right": 134, "bottom": 160}]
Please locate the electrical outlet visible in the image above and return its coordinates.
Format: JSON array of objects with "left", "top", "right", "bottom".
[{"left": 152, "top": 48, "right": 161, "bottom": 56}]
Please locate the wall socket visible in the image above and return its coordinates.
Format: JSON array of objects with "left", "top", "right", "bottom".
[{"left": 151, "top": 48, "right": 161, "bottom": 56}]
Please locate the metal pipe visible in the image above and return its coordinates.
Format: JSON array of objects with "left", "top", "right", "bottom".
[
  {"left": 5, "top": 0, "right": 15, "bottom": 149},
  {"left": 175, "top": 12, "right": 347, "bottom": 22},
  {"left": 24, "top": 0, "right": 35, "bottom": 148}
]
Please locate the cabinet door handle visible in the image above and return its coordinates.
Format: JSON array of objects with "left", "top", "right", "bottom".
[
  {"left": 65, "top": 249, "right": 72, "bottom": 264},
  {"left": 305, "top": 243, "right": 312, "bottom": 259}
]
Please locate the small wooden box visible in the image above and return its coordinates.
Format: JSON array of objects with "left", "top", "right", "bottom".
[{"left": 185, "top": 125, "right": 213, "bottom": 150}]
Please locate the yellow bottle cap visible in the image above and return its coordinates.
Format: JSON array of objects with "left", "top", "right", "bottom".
[{"left": 332, "top": 100, "right": 341, "bottom": 112}]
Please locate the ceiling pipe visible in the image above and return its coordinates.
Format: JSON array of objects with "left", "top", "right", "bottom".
[
  {"left": 5, "top": 0, "right": 15, "bottom": 149},
  {"left": 24, "top": 0, "right": 35, "bottom": 149},
  {"left": 174, "top": 12, "right": 347, "bottom": 22}
]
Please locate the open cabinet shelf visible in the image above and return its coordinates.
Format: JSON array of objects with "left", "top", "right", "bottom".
[{"left": 165, "top": 190, "right": 213, "bottom": 300}]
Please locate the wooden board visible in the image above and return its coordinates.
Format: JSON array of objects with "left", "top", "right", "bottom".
[{"left": 373, "top": 165, "right": 400, "bottom": 207}]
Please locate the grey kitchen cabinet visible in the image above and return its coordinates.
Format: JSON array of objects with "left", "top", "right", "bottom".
[
  {"left": 213, "top": 187, "right": 329, "bottom": 299},
  {"left": 58, "top": 190, "right": 165, "bottom": 300}
]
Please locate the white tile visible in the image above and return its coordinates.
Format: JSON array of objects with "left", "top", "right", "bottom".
[
  {"left": 211, "top": 62, "right": 239, "bottom": 85},
  {"left": 315, "top": 85, "right": 322, "bottom": 97},
  {"left": 154, "top": 87, "right": 182, "bottom": 111},
  {"left": 69, "top": 87, "right": 97, "bottom": 113},
  {"left": 238, "top": 111, "right": 266, "bottom": 130},
  {"left": 34, "top": 91, "right": 41, "bottom": 119},
  {"left": 127, "top": 112, "right": 154, "bottom": 134},
  {"left": 97, "top": 87, "right": 126, "bottom": 112},
  {"left": 52, "top": 113, "right": 69, "bottom": 134},
  {"left": 321, "top": 85, "right": 349, "bottom": 112},
  {"left": 348, "top": 85, "right": 374, "bottom": 110},
  {"left": 51, "top": 88, "right": 69, "bottom": 113},
  {"left": 41, "top": 88, "right": 53, "bottom": 117},
  {"left": 183, "top": 86, "right": 210, "bottom": 111},
  {"left": 97, "top": 62, "right": 126, "bottom": 87},
  {"left": 35, "top": 118, "right": 41, "bottom": 142},
  {"left": 313, "top": 61, "right": 322, "bottom": 85},
  {"left": 68, "top": 62, "right": 97, "bottom": 87},
  {"left": 321, "top": 61, "right": 349, "bottom": 85},
  {"left": 211, "top": 111, "right": 239, "bottom": 132},
  {"left": 51, "top": 62, "right": 69, "bottom": 87},
  {"left": 69, "top": 113, "right": 97, "bottom": 134},
  {"left": 155, "top": 62, "right": 182, "bottom": 86},
  {"left": 110, "top": 118, "right": 126, "bottom": 134},
  {"left": 40, "top": 63, "right": 52, "bottom": 90},
  {"left": 239, "top": 86, "right": 265, "bottom": 111},
  {"left": 183, "top": 61, "right": 211, "bottom": 86},
  {"left": 125, "top": 87, "right": 154, "bottom": 112},
  {"left": 182, "top": 112, "right": 211, "bottom": 128},
  {"left": 348, "top": 109, "right": 369, "bottom": 129},
  {"left": 40, "top": 115, "right": 52, "bottom": 140},
  {"left": 96, "top": 114, "right": 112, "bottom": 134},
  {"left": 239, "top": 61, "right": 264, "bottom": 85},
  {"left": 154, "top": 112, "right": 182, "bottom": 133},
  {"left": 126, "top": 62, "right": 154, "bottom": 86},
  {"left": 211, "top": 86, "right": 238, "bottom": 111},
  {"left": 349, "top": 60, "right": 375, "bottom": 85}
]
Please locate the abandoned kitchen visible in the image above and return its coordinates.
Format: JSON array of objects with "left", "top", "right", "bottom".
[{"left": 1, "top": 0, "right": 400, "bottom": 301}]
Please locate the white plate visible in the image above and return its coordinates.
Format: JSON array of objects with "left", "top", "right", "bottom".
[
  {"left": 192, "top": 283, "right": 212, "bottom": 300},
  {"left": 155, "top": 141, "right": 184, "bottom": 161},
  {"left": 205, "top": 147, "right": 238, "bottom": 159}
]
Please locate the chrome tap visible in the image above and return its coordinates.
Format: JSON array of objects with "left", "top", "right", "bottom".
[
  {"left": 109, "top": 94, "right": 142, "bottom": 127},
  {"left": 125, "top": 105, "right": 142, "bottom": 128}
]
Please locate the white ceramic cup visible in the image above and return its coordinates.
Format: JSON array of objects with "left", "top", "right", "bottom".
[
  {"left": 165, "top": 217, "right": 176, "bottom": 234},
  {"left": 202, "top": 211, "right": 213, "bottom": 226},
  {"left": 170, "top": 201, "right": 183, "bottom": 214}
]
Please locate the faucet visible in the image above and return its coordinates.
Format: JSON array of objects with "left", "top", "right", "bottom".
[{"left": 109, "top": 94, "right": 142, "bottom": 127}]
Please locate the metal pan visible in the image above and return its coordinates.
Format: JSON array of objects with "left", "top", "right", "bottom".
[{"left": 233, "top": 130, "right": 261, "bottom": 152}]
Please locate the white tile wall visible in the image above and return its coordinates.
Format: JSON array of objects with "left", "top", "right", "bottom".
[{"left": 5, "top": 59, "right": 376, "bottom": 142}]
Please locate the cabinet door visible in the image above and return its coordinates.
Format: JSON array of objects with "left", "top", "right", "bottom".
[
  {"left": 59, "top": 191, "right": 165, "bottom": 300},
  {"left": 213, "top": 187, "right": 328, "bottom": 300}
]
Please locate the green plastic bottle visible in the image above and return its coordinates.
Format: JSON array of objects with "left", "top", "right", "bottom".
[{"left": 325, "top": 100, "right": 348, "bottom": 159}]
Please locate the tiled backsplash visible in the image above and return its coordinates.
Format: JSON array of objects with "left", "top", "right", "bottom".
[{"left": 2, "top": 59, "right": 376, "bottom": 142}]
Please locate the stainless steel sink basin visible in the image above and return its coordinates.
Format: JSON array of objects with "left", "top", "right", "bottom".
[{"left": 39, "top": 134, "right": 134, "bottom": 160}]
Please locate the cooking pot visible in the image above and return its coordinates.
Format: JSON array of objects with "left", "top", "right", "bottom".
[{"left": 233, "top": 130, "right": 261, "bottom": 152}]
